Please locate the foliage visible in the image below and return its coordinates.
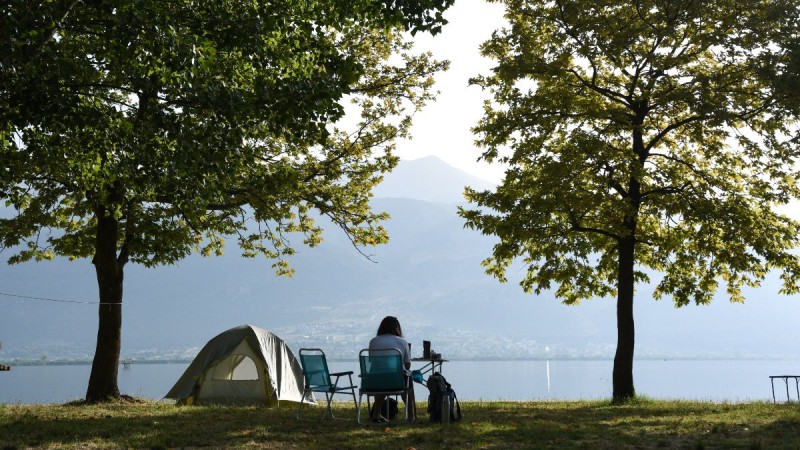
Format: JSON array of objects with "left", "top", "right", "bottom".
[
  {"left": 460, "top": 0, "right": 800, "bottom": 400},
  {"left": 0, "top": 0, "right": 451, "bottom": 401},
  {"left": 464, "top": 0, "right": 800, "bottom": 305},
  {"left": 0, "top": 0, "right": 448, "bottom": 274},
  {"left": 3, "top": 399, "right": 800, "bottom": 449}
]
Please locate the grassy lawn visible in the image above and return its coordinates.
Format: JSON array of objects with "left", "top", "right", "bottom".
[{"left": 2, "top": 398, "right": 800, "bottom": 449}]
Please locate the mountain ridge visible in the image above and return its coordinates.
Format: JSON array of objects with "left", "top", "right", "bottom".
[
  {"left": 1, "top": 156, "right": 799, "bottom": 363},
  {"left": 373, "top": 155, "right": 496, "bottom": 203}
]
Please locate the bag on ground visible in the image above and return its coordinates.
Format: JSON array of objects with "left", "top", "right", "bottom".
[
  {"left": 370, "top": 397, "right": 399, "bottom": 420},
  {"left": 426, "top": 372, "right": 462, "bottom": 423}
]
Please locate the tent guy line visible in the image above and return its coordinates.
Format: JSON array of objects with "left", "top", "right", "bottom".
[{"left": 0, "top": 291, "right": 120, "bottom": 306}]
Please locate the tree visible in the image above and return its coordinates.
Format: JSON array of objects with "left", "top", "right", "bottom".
[
  {"left": 0, "top": 0, "right": 451, "bottom": 402},
  {"left": 461, "top": 0, "right": 800, "bottom": 400}
]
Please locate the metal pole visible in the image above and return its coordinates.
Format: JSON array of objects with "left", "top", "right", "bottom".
[
  {"left": 772, "top": 377, "right": 777, "bottom": 403},
  {"left": 795, "top": 377, "right": 799, "bottom": 401},
  {"left": 786, "top": 377, "right": 791, "bottom": 402}
]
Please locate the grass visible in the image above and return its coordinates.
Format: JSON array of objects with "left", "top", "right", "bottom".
[{"left": 2, "top": 397, "right": 800, "bottom": 449}]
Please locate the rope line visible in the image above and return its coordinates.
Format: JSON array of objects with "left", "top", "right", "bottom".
[{"left": 0, "top": 291, "right": 120, "bottom": 305}]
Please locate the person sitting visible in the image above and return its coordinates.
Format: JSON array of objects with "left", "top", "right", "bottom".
[{"left": 368, "top": 315, "right": 415, "bottom": 422}]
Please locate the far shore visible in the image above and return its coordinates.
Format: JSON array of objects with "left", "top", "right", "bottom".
[{"left": 6, "top": 355, "right": 800, "bottom": 367}]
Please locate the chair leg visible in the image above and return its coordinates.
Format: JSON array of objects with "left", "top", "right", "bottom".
[
  {"left": 299, "top": 390, "right": 350, "bottom": 421},
  {"left": 405, "top": 386, "right": 416, "bottom": 422},
  {"left": 323, "top": 392, "right": 335, "bottom": 420},
  {"left": 358, "top": 394, "right": 379, "bottom": 424},
  {"left": 296, "top": 388, "right": 311, "bottom": 420},
  {"left": 356, "top": 393, "right": 364, "bottom": 424},
  {"left": 350, "top": 387, "right": 358, "bottom": 413},
  {"left": 347, "top": 375, "right": 358, "bottom": 416}
]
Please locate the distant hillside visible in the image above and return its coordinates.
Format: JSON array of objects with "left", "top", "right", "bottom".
[
  {"left": 373, "top": 156, "right": 496, "bottom": 203},
  {"left": 1, "top": 157, "right": 800, "bottom": 364}
]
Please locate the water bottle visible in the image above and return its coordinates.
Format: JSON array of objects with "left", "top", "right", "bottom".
[{"left": 441, "top": 393, "right": 450, "bottom": 424}]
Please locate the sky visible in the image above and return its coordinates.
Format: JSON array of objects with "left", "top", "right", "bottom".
[
  {"left": 395, "top": 0, "right": 508, "bottom": 183},
  {"left": 398, "top": 2, "right": 800, "bottom": 221}
]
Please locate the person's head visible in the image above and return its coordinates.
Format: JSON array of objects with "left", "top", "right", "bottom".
[{"left": 376, "top": 316, "right": 403, "bottom": 337}]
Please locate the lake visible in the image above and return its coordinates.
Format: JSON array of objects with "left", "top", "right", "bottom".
[{"left": 1, "top": 359, "right": 797, "bottom": 404}]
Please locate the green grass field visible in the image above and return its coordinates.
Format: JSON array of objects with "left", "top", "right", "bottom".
[{"left": 2, "top": 398, "right": 800, "bottom": 449}]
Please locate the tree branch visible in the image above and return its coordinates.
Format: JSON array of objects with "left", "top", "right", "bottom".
[{"left": 20, "top": 0, "right": 80, "bottom": 68}]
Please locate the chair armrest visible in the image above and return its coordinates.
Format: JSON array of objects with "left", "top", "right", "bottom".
[{"left": 330, "top": 371, "right": 354, "bottom": 376}]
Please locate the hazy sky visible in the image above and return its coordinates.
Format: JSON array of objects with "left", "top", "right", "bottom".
[
  {"left": 396, "top": 0, "right": 508, "bottom": 183},
  {"left": 400, "top": 3, "right": 799, "bottom": 221}
]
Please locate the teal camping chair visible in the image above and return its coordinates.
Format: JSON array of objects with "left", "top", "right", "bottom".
[
  {"left": 296, "top": 348, "right": 357, "bottom": 420},
  {"left": 357, "top": 348, "right": 411, "bottom": 424}
]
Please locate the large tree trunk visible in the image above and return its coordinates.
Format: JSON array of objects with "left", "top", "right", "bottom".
[
  {"left": 613, "top": 116, "right": 646, "bottom": 401},
  {"left": 86, "top": 207, "right": 125, "bottom": 402},
  {"left": 613, "top": 233, "right": 636, "bottom": 401}
]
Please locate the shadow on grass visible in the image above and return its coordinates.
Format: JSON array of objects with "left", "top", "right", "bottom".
[
  {"left": 2, "top": 400, "right": 800, "bottom": 449},
  {"left": 470, "top": 401, "right": 800, "bottom": 449}
]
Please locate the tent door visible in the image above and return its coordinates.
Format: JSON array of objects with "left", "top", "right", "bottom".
[{"left": 196, "top": 339, "right": 269, "bottom": 405}]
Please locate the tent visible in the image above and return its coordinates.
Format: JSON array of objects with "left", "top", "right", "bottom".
[{"left": 165, "top": 324, "right": 313, "bottom": 406}]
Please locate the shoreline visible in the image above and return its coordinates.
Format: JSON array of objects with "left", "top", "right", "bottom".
[{"left": 5, "top": 355, "right": 800, "bottom": 367}]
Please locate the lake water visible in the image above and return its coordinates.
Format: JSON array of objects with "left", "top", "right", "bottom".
[{"left": 1, "top": 359, "right": 798, "bottom": 404}]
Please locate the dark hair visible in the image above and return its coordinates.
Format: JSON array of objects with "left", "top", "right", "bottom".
[{"left": 376, "top": 316, "right": 403, "bottom": 337}]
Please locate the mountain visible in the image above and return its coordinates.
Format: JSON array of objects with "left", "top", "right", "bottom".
[
  {"left": 373, "top": 156, "right": 495, "bottom": 203},
  {"left": 1, "top": 157, "right": 799, "bottom": 364}
]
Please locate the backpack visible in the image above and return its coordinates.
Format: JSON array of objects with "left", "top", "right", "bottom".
[
  {"left": 370, "top": 397, "right": 399, "bottom": 420},
  {"left": 426, "top": 372, "right": 462, "bottom": 423}
]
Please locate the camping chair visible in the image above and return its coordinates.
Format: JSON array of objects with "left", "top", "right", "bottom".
[
  {"left": 296, "top": 348, "right": 357, "bottom": 420},
  {"left": 357, "top": 348, "right": 412, "bottom": 424}
]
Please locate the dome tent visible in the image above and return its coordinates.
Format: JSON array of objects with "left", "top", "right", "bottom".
[{"left": 165, "top": 325, "right": 312, "bottom": 406}]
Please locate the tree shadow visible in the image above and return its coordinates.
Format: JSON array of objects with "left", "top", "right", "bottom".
[{"left": 2, "top": 401, "right": 800, "bottom": 449}]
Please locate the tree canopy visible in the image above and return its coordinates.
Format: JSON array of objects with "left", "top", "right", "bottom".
[
  {"left": 0, "top": 0, "right": 451, "bottom": 401},
  {"left": 462, "top": 0, "right": 800, "bottom": 400}
]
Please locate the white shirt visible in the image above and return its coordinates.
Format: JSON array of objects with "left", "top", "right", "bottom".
[{"left": 369, "top": 334, "right": 411, "bottom": 369}]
